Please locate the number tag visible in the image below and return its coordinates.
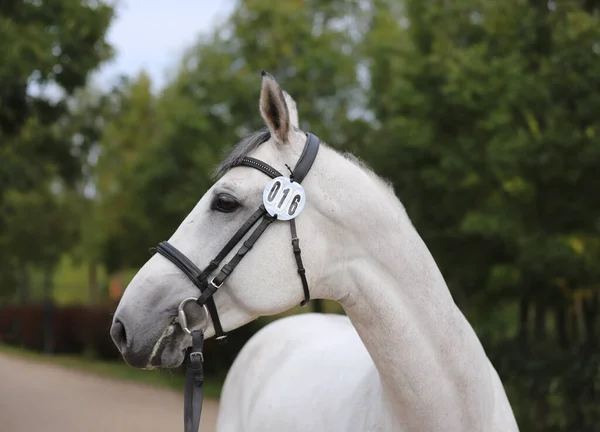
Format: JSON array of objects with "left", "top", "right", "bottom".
[{"left": 262, "top": 176, "right": 306, "bottom": 220}]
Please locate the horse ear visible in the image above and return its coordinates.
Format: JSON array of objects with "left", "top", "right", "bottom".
[
  {"left": 283, "top": 91, "right": 299, "bottom": 129},
  {"left": 259, "top": 71, "right": 291, "bottom": 145}
]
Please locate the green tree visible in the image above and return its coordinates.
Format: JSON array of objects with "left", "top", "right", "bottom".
[
  {"left": 93, "top": 73, "right": 160, "bottom": 273},
  {"left": 0, "top": 0, "right": 114, "bottom": 297},
  {"left": 360, "top": 0, "right": 600, "bottom": 429}
]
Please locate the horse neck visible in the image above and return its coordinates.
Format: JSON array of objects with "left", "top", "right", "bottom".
[{"left": 314, "top": 150, "right": 495, "bottom": 430}]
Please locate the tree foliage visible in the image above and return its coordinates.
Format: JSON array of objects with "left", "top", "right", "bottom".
[{"left": 0, "top": 0, "right": 114, "bottom": 295}]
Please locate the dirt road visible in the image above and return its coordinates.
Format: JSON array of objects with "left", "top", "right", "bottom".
[{"left": 0, "top": 352, "right": 219, "bottom": 432}]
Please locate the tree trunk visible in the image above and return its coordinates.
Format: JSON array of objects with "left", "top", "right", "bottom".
[
  {"left": 582, "top": 293, "right": 598, "bottom": 349},
  {"left": 555, "top": 306, "right": 568, "bottom": 350},
  {"left": 19, "top": 266, "right": 30, "bottom": 304},
  {"left": 518, "top": 295, "right": 530, "bottom": 345},
  {"left": 534, "top": 388, "right": 549, "bottom": 432},
  {"left": 569, "top": 305, "right": 580, "bottom": 347},
  {"left": 88, "top": 260, "right": 99, "bottom": 303},
  {"left": 534, "top": 302, "right": 546, "bottom": 342}
]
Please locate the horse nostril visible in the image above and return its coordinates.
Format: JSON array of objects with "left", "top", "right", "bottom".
[{"left": 110, "top": 319, "right": 128, "bottom": 350}]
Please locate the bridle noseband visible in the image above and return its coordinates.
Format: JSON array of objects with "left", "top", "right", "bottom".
[{"left": 153, "top": 132, "right": 320, "bottom": 432}]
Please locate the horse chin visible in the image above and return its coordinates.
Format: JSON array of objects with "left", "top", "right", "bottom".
[
  {"left": 150, "top": 350, "right": 186, "bottom": 369},
  {"left": 148, "top": 323, "right": 187, "bottom": 369}
]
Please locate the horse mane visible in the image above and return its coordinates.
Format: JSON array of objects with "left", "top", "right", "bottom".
[{"left": 213, "top": 128, "right": 271, "bottom": 178}]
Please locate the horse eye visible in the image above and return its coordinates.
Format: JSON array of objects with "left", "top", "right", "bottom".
[{"left": 212, "top": 194, "right": 239, "bottom": 213}]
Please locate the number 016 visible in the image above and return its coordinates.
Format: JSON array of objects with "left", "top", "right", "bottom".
[{"left": 267, "top": 181, "right": 302, "bottom": 216}]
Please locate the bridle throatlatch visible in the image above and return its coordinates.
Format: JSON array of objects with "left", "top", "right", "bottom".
[{"left": 154, "top": 133, "right": 320, "bottom": 432}]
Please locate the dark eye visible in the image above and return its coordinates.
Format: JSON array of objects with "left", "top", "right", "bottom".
[{"left": 212, "top": 193, "right": 240, "bottom": 213}]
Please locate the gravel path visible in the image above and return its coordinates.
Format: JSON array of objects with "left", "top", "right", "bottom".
[{"left": 0, "top": 352, "right": 219, "bottom": 432}]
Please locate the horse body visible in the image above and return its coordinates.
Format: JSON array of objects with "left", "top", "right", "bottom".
[{"left": 218, "top": 313, "right": 390, "bottom": 432}]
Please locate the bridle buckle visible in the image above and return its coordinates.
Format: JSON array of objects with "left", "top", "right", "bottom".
[
  {"left": 189, "top": 351, "right": 204, "bottom": 363},
  {"left": 209, "top": 277, "right": 224, "bottom": 290}
]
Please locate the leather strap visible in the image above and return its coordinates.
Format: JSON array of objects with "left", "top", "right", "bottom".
[
  {"left": 291, "top": 133, "right": 320, "bottom": 183},
  {"left": 156, "top": 242, "right": 227, "bottom": 341},
  {"left": 239, "top": 157, "right": 282, "bottom": 179},
  {"left": 184, "top": 330, "right": 204, "bottom": 432},
  {"left": 196, "top": 212, "right": 277, "bottom": 305},
  {"left": 157, "top": 241, "right": 203, "bottom": 282},
  {"left": 290, "top": 218, "right": 310, "bottom": 306},
  {"left": 203, "top": 299, "right": 225, "bottom": 343},
  {"left": 156, "top": 206, "right": 267, "bottom": 286},
  {"left": 197, "top": 206, "right": 268, "bottom": 281},
  {"left": 240, "top": 133, "right": 318, "bottom": 183}
]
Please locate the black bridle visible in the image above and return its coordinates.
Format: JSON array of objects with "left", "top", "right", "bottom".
[{"left": 154, "top": 132, "right": 320, "bottom": 432}]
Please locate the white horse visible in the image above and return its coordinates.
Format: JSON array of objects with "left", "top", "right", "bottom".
[{"left": 110, "top": 72, "right": 519, "bottom": 432}]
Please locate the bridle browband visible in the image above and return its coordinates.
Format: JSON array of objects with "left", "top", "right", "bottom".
[{"left": 153, "top": 132, "right": 320, "bottom": 432}]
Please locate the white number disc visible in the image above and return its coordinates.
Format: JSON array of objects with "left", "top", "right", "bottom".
[{"left": 262, "top": 176, "right": 306, "bottom": 220}]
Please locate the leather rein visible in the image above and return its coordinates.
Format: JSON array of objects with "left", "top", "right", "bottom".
[{"left": 153, "top": 132, "right": 320, "bottom": 432}]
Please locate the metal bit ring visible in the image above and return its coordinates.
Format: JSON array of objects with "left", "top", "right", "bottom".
[{"left": 177, "top": 297, "right": 210, "bottom": 334}]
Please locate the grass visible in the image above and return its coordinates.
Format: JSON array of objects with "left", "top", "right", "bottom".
[
  {"left": 51, "top": 256, "right": 139, "bottom": 305},
  {"left": 21, "top": 255, "right": 140, "bottom": 305},
  {"left": 0, "top": 343, "right": 223, "bottom": 399}
]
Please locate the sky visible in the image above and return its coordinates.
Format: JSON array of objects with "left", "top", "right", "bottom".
[{"left": 92, "top": 0, "right": 236, "bottom": 90}]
